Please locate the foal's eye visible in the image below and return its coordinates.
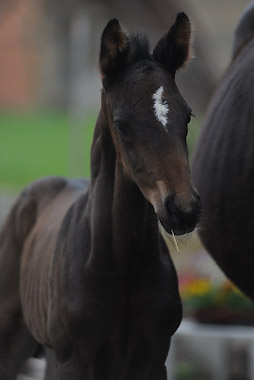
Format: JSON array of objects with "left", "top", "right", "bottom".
[{"left": 114, "top": 122, "right": 131, "bottom": 138}]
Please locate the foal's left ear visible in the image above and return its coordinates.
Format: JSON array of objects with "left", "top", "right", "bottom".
[
  {"left": 99, "top": 19, "right": 130, "bottom": 87},
  {"left": 153, "top": 13, "right": 192, "bottom": 76}
]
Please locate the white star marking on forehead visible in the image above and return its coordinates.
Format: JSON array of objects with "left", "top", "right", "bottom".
[{"left": 152, "top": 86, "right": 169, "bottom": 128}]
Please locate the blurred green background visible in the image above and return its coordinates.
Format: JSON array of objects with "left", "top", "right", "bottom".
[
  {"left": 0, "top": 2, "right": 253, "bottom": 379},
  {"left": 0, "top": 111, "right": 201, "bottom": 190},
  {"left": 0, "top": 0, "right": 248, "bottom": 192},
  {"left": 0, "top": 112, "right": 95, "bottom": 190}
]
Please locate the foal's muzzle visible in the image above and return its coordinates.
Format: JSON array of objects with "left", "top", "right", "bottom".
[{"left": 159, "top": 190, "right": 201, "bottom": 235}]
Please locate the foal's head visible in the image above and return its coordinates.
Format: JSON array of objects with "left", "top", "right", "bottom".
[{"left": 99, "top": 14, "right": 200, "bottom": 236}]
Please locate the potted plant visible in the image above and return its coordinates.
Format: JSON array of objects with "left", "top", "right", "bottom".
[{"left": 179, "top": 274, "right": 254, "bottom": 325}]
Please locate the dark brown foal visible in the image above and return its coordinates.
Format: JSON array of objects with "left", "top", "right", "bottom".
[{"left": 0, "top": 14, "right": 199, "bottom": 380}]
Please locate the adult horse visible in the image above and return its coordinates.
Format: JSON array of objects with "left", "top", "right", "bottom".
[
  {"left": 0, "top": 14, "right": 200, "bottom": 380},
  {"left": 192, "top": 3, "right": 254, "bottom": 300}
]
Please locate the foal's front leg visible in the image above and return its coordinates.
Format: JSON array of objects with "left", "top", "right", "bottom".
[
  {"left": 120, "top": 312, "right": 170, "bottom": 380},
  {"left": 0, "top": 320, "right": 39, "bottom": 380}
]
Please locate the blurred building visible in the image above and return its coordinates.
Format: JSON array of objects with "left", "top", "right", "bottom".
[
  {"left": 0, "top": 0, "right": 40, "bottom": 108},
  {"left": 0, "top": 0, "right": 250, "bottom": 113}
]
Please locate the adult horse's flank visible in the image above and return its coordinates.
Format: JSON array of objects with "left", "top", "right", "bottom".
[
  {"left": 192, "top": 3, "right": 254, "bottom": 300},
  {"left": 0, "top": 14, "right": 200, "bottom": 380}
]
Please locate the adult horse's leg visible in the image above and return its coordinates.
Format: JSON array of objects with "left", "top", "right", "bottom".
[{"left": 0, "top": 191, "right": 39, "bottom": 379}]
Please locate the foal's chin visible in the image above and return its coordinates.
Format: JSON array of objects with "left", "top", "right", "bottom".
[
  {"left": 158, "top": 216, "right": 198, "bottom": 236},
  {"left": 157, "top": 214, "right": 199, "bottom": 236},
  {"left": 152, "top": 196, "right": 201, "bottom": 236}
]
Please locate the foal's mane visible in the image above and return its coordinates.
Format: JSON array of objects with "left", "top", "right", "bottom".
[{"left": 128, "top": 34, "right": 151, "bottom": 64}]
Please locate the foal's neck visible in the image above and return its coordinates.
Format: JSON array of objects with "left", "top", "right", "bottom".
[{"left": 89, "top": 110, "right": 159, "bottom": 270}]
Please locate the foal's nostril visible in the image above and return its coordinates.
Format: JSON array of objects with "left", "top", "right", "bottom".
[
  {"left": 164, "top": 194, "right": 180, "bottom": 225},
  {"left": 165, "top": 192, "right": 200, "bottom": 221},
  {"left": 165, "top": 194, "right": 176, "bottom": 214}
]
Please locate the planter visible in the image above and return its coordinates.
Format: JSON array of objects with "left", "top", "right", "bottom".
[{"left": 192, "top": 307, "right": 254, "bottom": 326}]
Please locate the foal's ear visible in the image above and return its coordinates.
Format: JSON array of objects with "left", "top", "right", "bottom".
[
  {"left": 99, "top": 19, "right": 130, "bottom": 87},
  {"left": 153, "top": 13, "right": 192, "bottom": 75}
]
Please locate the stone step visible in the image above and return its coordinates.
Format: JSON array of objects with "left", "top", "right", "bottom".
[{"left": 17, "top": 358, "right": 46, "bottom": 380}]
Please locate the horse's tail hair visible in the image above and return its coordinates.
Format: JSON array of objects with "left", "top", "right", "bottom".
[
  {"left": 232, "top": 2, "right": 254, "bottom": 59},
  {"left": 0, "top": 176, "right": 66, "bottom": 259},
  {"left": 0, "top": 186, "right": 37, "bottom": 332},
  {"left": 0, "top": 187, "right": 37, "bottom": 257}
]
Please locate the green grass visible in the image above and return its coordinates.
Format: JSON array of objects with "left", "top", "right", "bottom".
[
  {"left": 0, "top": 111, "right": 96, "bottom": 190},
  {"left": 187, "top": 115, "right": 203, "bottom": 159},
  {"left": 0, "top": 111, "right": 202, "bottom": 191}
]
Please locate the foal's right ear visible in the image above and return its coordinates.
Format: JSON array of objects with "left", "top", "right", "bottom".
[{"left": 99, "top": 19, "right": 130, "bottom": 87}]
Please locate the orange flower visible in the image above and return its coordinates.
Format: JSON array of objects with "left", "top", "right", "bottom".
[{"left": 181, "top": 278, "right": 212, "bottom": 298}]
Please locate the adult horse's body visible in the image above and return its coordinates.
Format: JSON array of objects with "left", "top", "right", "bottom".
[
  {"left": 0, "top": 15, "right": 200, "bottom": 380},
  {"left": 192, "top": 3, "right": 254, "bottom": 300}
]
